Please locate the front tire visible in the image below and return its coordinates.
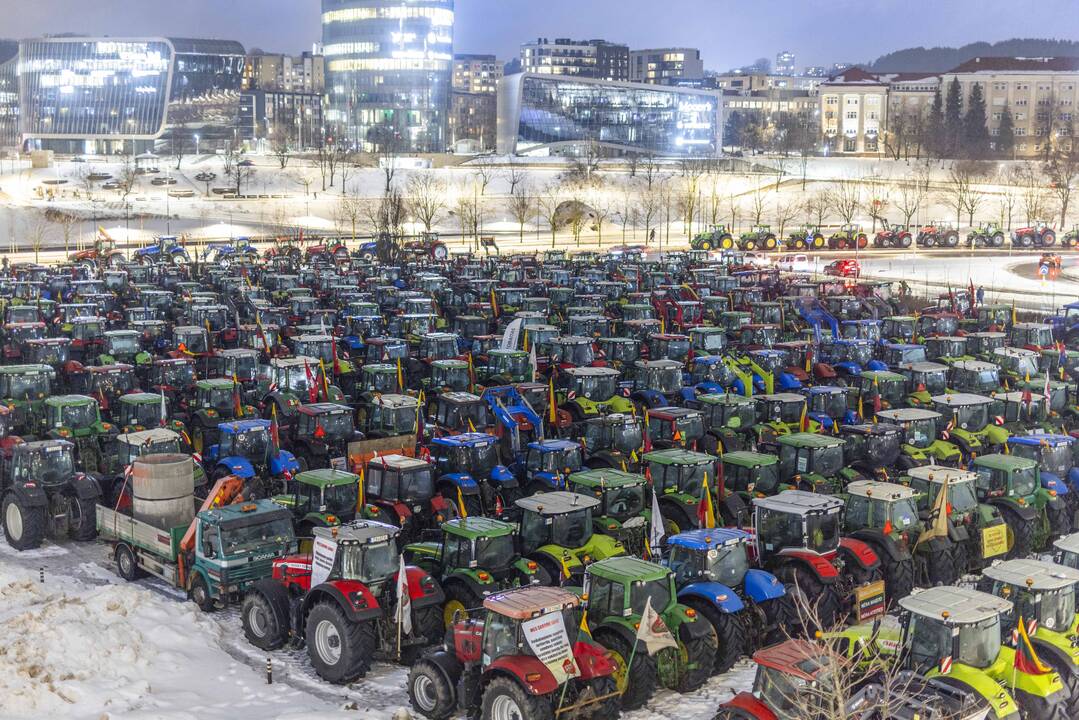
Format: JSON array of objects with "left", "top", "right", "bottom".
[
  {"left": 482, "top": 676, "right": 553, "bottom": 720},
  {"left": 305, "top": 601, "right": 376, "bottom": 683},
  {"left": 189, "top": 573, "right": 216, "bottom": 612},
  {"left": 408, "top": 659, "right": 457, "bottom": 720},
  {"left": 241, "top": 581, "right": 291, "bottom": 650},
  {"left": 3, "top": 494, "right": 45, "bottom": 550},
  {"left": 115, "top": 543, "right": 144, "bottom": 581},
  {"left": 1002, "top": 506, "right": 1035, "bottom": 558}
]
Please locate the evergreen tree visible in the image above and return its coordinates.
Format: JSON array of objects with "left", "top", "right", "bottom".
[
  {"left": 944, "top": 77, "right": 963, "bottom": 157},
  {"left": 997, "top": 105, "right": 1015, "bottom": 159},
  {"left": 926, "top": 87, "right": 945, "bottom": 157},
  {"left": 963, "top": 83, "right": 990, "bottom": 158}
]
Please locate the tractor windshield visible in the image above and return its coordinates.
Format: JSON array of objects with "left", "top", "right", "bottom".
[
  {"left": 58, "top": 403, "right": 97, "bottom": 429},
  {"left": 957, "top": 617, "right": 1002, "bottom": 668},
  {"left": 366, "top": 370, "right": 399, "bottom": 394},
  {"left": 927, "top": 479, "right": 978, "bottom": 515},
  {"left": 762, "top": 399, "right": 803, "bottom": 424},
  {"left": 475, "top": 535, "right": 515, "bottom": 570},
  {"left": 203, "top": 387, "right": 235, "bottom": 414},
  {"left": 1013, "top": 443, "right": 1070, "bottom": 477},
  {"left": 395, "top": 468, "right": 435, "bottom": 503},
  {"left": 707, "top": 544, "right": 749, "bottom": 586},
  {"left": 554, "top": 343, "right": 596, "bottom": 366},
  {"left": 432, "top": 364, "right": 470, "bottom": 391},
  {"left": 176, "top": 331, "right": 207, "bottom": 354},
  {"left": 551, "top": 509, "right": 594, "bottom": 547},
  {"left": 629, "top": 578, "right": 673, "bottom": 616},
  {"left": 25, "top": 446, "right": 75, "bottom": 484},
  {"left": 711, "top": 402, "right": 755, "bottom": 431},
  {"left": 220, "top": 515, "right": 294, "bottom": 555},
  {"left": 640, "top": 365, "right": 682, "bottom": 394},
  {"left": 315, "top": 411, "right": 354, "bottom": 440},
  {"left": 492, "top": 353, "right": 528, "bottom": 377},
  {"left": 278, "top": 365, "right": 314, "bottom": 392},
  {"left": 322, "top": 482, "right": 359, "bottom": 515},
  {"left": 886, "top": 498, "right": 920, "bottom": 531},
  {"left": 535, "top": 447, "right": 582, "bottom": 474},
  {"left": 1012, "top": 466, "right": 1037, "bottom": 496},
  {"left": 225, "top": 429, "right": 270, "bottom": 460},
  {"left": 0, "top": 372, "right": 49, "bottom": 399},
  {"left": 341, "top": 540, "right": 399, "bottom": 584},
  {"left": 756, "top": 666, "right": 809, "bottom": 719},
  {"left": 1040, "top": 587, "right": 1075, "bottom": 632},
  {"left": 810, "top": 392, "right": 847, "bottom": 418},
  {"left": 457, "top": 443, "right": 497, "bottom": 476},
  {"left": 158, "top": 363, "right": 195, "bottom": 388},
  {"left": 695, "top": 332, "right": 726, "bottom": 353},
  {"left": 652, "top": 461, "right": 709, "bottom": 498},
  {"left": 107, "top": 334, "right": 140, "bottom": 355},
  {"left": 966, "top": 368, "right": 999, "bottom": 393},
  {"left": 372, "top": 405, "right": 418, "bottom": 434},
  {"left": 898, "top": 417, "right": 936, "bottom": 448},
  {"left": 953, "top": 403, "right": 989, "bottom": 430},
  {"left": 806, "top": 511, "right": 840, "bottom": 553},
  {"left": 604, "top": 484, "right": 645, "bottom": 519},
  {"left": 574, "top": 373, "right": 617, "bottom": 401}
]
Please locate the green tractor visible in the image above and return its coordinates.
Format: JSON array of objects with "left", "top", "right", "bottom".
[
  {"left": 643, "top": 448, "right": 721, "bottom": 532},
  {"left": 43, "top": 394, "right": 118, "bottom": 475},
  {"left": 991, "top": 391, "right": 1055, "bottom": 434},
  {"left": 719, "top": 450, "right": 782, "bottom": 514},
  {"left": 691, "top": 224, "right": 734, "bottom": 251},
  {"left": 967, "top": 221, "right": 1007, "bottom": 248},
  {"left": 828, "top": 223, "right": 868, "bottom": 250},
  {"left": 403, "top": 516, "right": 548, "bottom": 628},
  {"left": 556, "top": 367, "right": 634, "bottom": 424},
  {"left": 896, "top": 361, "right": 952, "bottom": 407},
  {"left": 906, "top": 465, "right": 1009, "bottom": 574},
  {"left": 752, "top": 392, "right": 807, "bottom": 446},
  {"left": 972, "top": 453, "right": 1070, "bottom": 557},
  {"left": 925, "top": 336, "right": 974, "bottom": 365},
  {"left": 931, "top": 393, "right": 1009, "bottom": 462},
  {"left": 0, "top": 363, "right": 55, "bottom": 436},
  {"left": 567, "top": 468, "right": 649, "bottom": 556},
  {"left": 949, "top": 360, "right": 1004, "bottom": 396},
  {"left": 515, "top": 491, "right": 625, "bottom": 586},
  {"left": 97, "top": 329, "right": 152, "bottom": 367},
  {"left": 581, "top": 556, "right": 717, "bottom": 709},
  {"left": 785, "top": 224, "right": 826, "bottom": 250},
  {"left": 696, "top": 392, "right": 757, "bottom": 455},
  {"left": 271, "top": 468, "right": 359, "bottom": 536},
  {"left": 841, "top": 480, "right": 961, "bottom": 605},
  {"left": 981, "top": 558, "right": 1079, "bottom": 714},
  {"left": 875, "top": 407, "right": 963, "bottom": 468},
  {"left": 115, "top": 392, "right": 186, "bottom": 436},
  {"left": 575, "top": 412, "right": 643, "bottom": 471},
  {"left": 259, "top": 356, "right": 345, "bottom": 428},
  {"left": 738, "top": 225, "right": 779, "bottom": 251},
  {"left": 775, "top": 432, "right": 857, "bottom": 494}
]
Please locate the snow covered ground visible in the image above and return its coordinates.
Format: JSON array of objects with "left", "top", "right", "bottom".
[{"left": 0, "top": 540, "right": 755, "bottom": 720}]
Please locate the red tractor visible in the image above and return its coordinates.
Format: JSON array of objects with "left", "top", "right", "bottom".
[
  {"left": 70, "top": 233, "right": 126, "bottom": 270},
  {"left": 402, "top": 232, "right": 450, "bottom": 261},
  {"left": 263, "top": 239, "right": 303, "bottom": 263},
  {"left": 917, "top": 221, "right": 960, "bottom": 248},
  {"left": 305, "top": 239, "right": 352, "bottom": 264},
  {"left": 406, "top": 585, "right": 620, "bottom": 720},
  {"left": 873, "top": 222, "right": 913, "bottom": 249},
  {"left": 240, "top": 521, "right": 445, "bottom": 684},
  {"left": 1011, "top": 221, "right": 1057, "bottom": 248}
]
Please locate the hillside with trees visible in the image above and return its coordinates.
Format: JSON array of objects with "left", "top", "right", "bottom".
[{"left": 868, "top": 38, "right": 1079, "bottom": 73}]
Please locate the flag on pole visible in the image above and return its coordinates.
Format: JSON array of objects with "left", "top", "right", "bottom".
[
  {"left": 270, "top": 403, "right": 281, "bottom": 453},
  {"left": 915, "top": 476, "right": 949, "bottom": 548},
  {"left": 319, "top": 358, "right": 331, "bottom": 401},
  {"left": 303, "top": 359, "right": 318, "bottom": 403},
  {"left": 357, "top": 465, "right": 365, "bottom": 511},
  {"left": 548, "top": 375, "right": 557, "bottom": 424},
  {"left": 804, "top": 346, "right": 812, "bottom": 374},
  {"left": 872, "top": 375, "right": 883, "bottom": 414},
  {"left": 697, "top": 471, "right": 716, "bottom": 529},
  {"left": 649, "top": 489, "right": 666, "bottom": 560},
  {"left": 1011, "top": 300, "right": 1017, "bottom": 327},
  {"left": 396, "top": 357, "right": 405, "bottom": 392},
  {"left": 232, "top": 374, "right": 243, "bottom": 418},
  {"left": 636, "top": 597, "right": 678, "bottom": 655},
  {"left": 529, "top": 343, "right": 538, "bottom": 383},
  {"left": 395, "top": 554, "right": 413, "bottom": 637},
  {"left": 467, "top": 352, "right": 476, "bottom": 392},
  {"left": 159, "top": 388, "right": 168, "bottom": 427},
  {"left": 456, "top": 486, "right": 468, "bottom": 517},
  {"left": 1044, "top": 370, "right": 1052, "bottom": 407},
  {"left": 331, "top": 334, "right": 341, "bottom": 375},
  {"left": 1014, "top": 614, "right": 1051, "bottom": 675},
  {"left": 490, "top": 287, "right": 499, "bottom": 318}
]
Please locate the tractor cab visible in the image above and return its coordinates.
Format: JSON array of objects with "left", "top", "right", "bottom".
[
  {"left": 818, "top": 338, "right": 874, "bottom": 376},
  {"left": 842, "top": 479, "right": 921, "bottom": 541},
  {"left": 427, "top": 359, "right": 471, "bottom": 393},
  {"left": 840, "top": 319, "right": 883, "bottom": 342},
  {"left": 840, "top": 424, "right": 903, "bottom": 473},
  {"left": 753, "top": 393, "right": 807, "bottom": 440},
  {"left": 753, "top": 490, "right": 842, "bottom": 558},
  {"left": 854, "top": 371, "right": 906, "bottom": 412},
  {"left": 632, "top": 359, "right": 683, "bottom": 401},
  {"left": 992, "top": 391, "right": 1049, "bottom": 430},
  {"left": 1007, "top": 435, "right": 1077, "bottom": 497},
  {"left": 99, "top": 330, "right": 147, "bottom": 366},
  {"left": 686, "top": 357, "right": 735, "bottom": 395},
  {"left": 931, "top": 393, "right": 1006, "bottom": 449},
  {"left": 418, "top": 332, "right": 461, "bottom": 363},
  {"left": 577, "top": 413, "right": 643, "bottom": 461},
  {"left": 295, "top": 403, "right": 358, "bottom": 464},
  {"left": 882, "top": 316, "right": 918, "bottom": 344},
  {"left": 879, "top": 343, "right": 928, "bottom": 369},
  {"left": 23, "top": 337, "right": 71, "bottom": 369},
  {"left": 207, "top": 348, "right": 260, "bottom": 386},
  {"left": 567, "top": 468, "right": 648, "bottom": 554},
  {"left": 66, "top": 364, "right": 137, "bottom": 413},
  {"left": 289, "top": 335, "right": 338, "bottom": 366},
  {"left": 429, "top": 432, "right": 513, "bottom": 517},
  {"left": 516, "top": 491, "right": 623, "bottom": 582},
  {"left": 548, "top": 336, "right": 597, "bottom": 368},
  {"left": 775, "top": 433, "right": 847, "bottom": 493},
  {"left": 522, "top": 439, "right": 583, "bottom": 493},
  {"left": 0, "top": 364, "right": 54, "bottom": 433},
  {"left": 431, "top": 391, "right": 491, "bottom": 434},
  {"left": 116, "top": 392, "right": 173, "bottom": 433},
  {"left": 646, "top": 407, "right": 704, "bottom": 449},
  {"left": 647, "top": 333, "right": 691, "bottom": 362},
  {"left": 722, "top": 450, "right": 782, "bottom": 497},
  {"left": 363, "top": 454, "right": 447, "bottom": 533},
  {"left": 643, "top": 448, "right": 717, "bottom": 531},
  {"left": 275, "top": 468, "right": 360, "bottom": 531},
  {"left": 965, "top": 331, "right": 1007, "bottom": 359},
  {"left": 364, "top": 337, "right": 409, "bottom": 364},
  {"left": 803, "top": 386, "right": 856, "bottom": 430},
  {"left": 698, "top": 393, "right": 756, "bottom": 449},
  {"left": 918, "top": 313, "right": 960, "bottom": 338},
  {"left": 688, "top": 326, "right": 727, "bottom": 356},
  {"left": 1009, "top": 322, "right": 1055, "bottom": 352},
  {"left": 173, "top": 325, "right": 210, "bottom": 356},
  {"left": 114, "top": 428, "right": 186, "bottom": 471},
  {"left": 360, "top": 393, "right": 420, "bottom": 438},
  {"left": 948, "top": 360, "right": 1001, "bottom": 395},
  {"left": 898, "top": 586, "right": 1012, "bottom": 675},
  {"left": 925, "top": 336, "right": 970, "bottom": 364},
  {"left": 148, "top": 358, "right": 196, "bottom": 397},
  {"left": 992, "top": 346, "right": 1041, "bottom": 383},
  {"left": 982, "top": 558, "right": 1079, "bottom": 646},
  {"left": 721, "top": 641, "right": 850, "bottom": 720},
  {"left": 875, "top": 408, "right": 956, "bottom": 462},
  {"left": 483, "top": 349, "right": 530, "bottom": 385}
]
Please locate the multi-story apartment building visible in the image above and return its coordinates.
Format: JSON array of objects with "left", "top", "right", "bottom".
[
  {"left": 520, "top": 38, "right": 629, "bottom": 81},
  {"left": 818, "top": 67, "right": 888, "bottom": 154},
  {"left": 244, "top": 51, "right": 325, "bottom": 94},
  {"left": 941, "top": 56, "right": 1079, "bottom": 157},
  {"left": 449, "top": 53, "right": 500, "bottom": 150},
  {"left": 452, "top": 53, "right": 502, "bottom": 93},
  {"left": 775, "top": 50, "right": 796, "bottom": 76},
  {"left": 629, "top": 48, "right": 704, "bottom": 85}
]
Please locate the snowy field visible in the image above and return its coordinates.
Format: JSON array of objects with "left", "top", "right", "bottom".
[{"left": 0, "top": 540, "right": 755, "bottom": 720}]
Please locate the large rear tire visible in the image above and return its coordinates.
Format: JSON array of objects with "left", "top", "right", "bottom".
[
  {"left": 2, "top": 494, "right": 45, "bottom": 551},
  {"left": 674, "top": 626, "right": 717, "bottom": 693},
  {"left": 407, "top": 659, "right": 457, "bottom": 720},
  {"left": 775, "top": 563, "right": 840, "bottom": 630},
  {"left": 241, "top": 581, "right": 291, "bottom": 650},
  {"left": 599, "top": 631, "right": 656, "bottom": 711},
  {"left": 481, "top": 676, "right": 553, "bottom": 720},
  {"left": 70, "top": 491, "right": 100, "bottom": 541},
  {"left": 689, "top": 599, "right": 746, "bottom": 673},
  {"left": 1002, "top": 505, "right": 1035, "bottom": 559},
  {"left": 305, "top": 601, "right": 376, "bottom": 683},
  {"left": 401, "top": 605, "right": 445, "bottom": 665}
]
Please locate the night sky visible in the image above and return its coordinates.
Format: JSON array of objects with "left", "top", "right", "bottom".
[{"left": 3, "top": 0, "right": 1077, "bottom": 70}]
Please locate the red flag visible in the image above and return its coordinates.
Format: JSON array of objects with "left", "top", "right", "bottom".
[
  {"left": 304, "top": 359, "right": 318, "bottom": 403},
  {"left": 872, "top": 392, "right": 883, "bottom": 414},
  {"left": 1021, "top": 388, "right": 1033, "bottom": 406},
  {"left": 1015, "top": 614, "right": 1051, "bottom": 675},
  {"left": 270, "top": 404, "right": 281, "bottom": 453},
  {"left": 331, "top": 334, "right": 341, "bottom": 375}
]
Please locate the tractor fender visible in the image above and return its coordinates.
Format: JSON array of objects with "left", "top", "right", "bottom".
[
  {"left": 444, "top": 569, "right": 497, "bottom": 597},
  {"left": 1040, "top": 471, "right": 1068, "bottom": 496},
  {"left": 531, "top": 471, "right": 563, "bottom": 491},
  {"left": 594, "top": 618, "right": 640, "bottom": 652},
  {"left": 69, "top": 472, "right": 103, "bottom": 500},
  {"left": 440, "top": 473, "right": 479, "bottom": 492},
  {"left": 677, "top": 581, "right": 745, "bottom": 613},
  {"left": 679, "top": 387, "right": 698, "bottom": 404},
  {"left": 301, "top": 581, "right": 383, "bottom": 625},
  {"left": 720, "top": 692, "right": 774, "bottom": 720},
  {"left": 838, "top": 537, "right": 881, "bottom": 571},
  {"left": 987, "top": 497, "right": 1038, "bottom": 522},
  {"left": 269, "top": 450, "right": 300, "bottom": 476},
  {"left": 865, "top": 360, "right": 888, "bottom": 372},
  {"left": 696, "top": 381, "right": 726, "bottom": 396},
  {"left": 1067, "top": 467, "right": 1079, "bottom": 494},
  {"left": 834, "top": 361, "right": 862, "bottom": 377},
  {"left": 632, "top": 389, "right": 665, "bottom": 409},
  {"left": 218, "top": 456, "right": 255, "bottom": 479},
  {"left": 490, "top": 465, "right": 515, "bottom": 485},
  {"left": 676, "top": 608, "right": 713, "bottom": 641},
  {"left": 848, "top": 528, "right": 910, "bottom": 564},
  {"left": 775, "top": 549, "right": 839, "bottom": 582},
  {"left": 813, "top": 362, "right": 837, "bottom": 379},
  {"left": 721, "top": 493, "right": 749, "bottom": 525},
  {"left": 6, "top": 482, "right": 47, "bottom": 508},
  {"left": 402, "top": 566, "right": 445, "bottom": 608},
  {"left": 775, "top": 372, "right": 802, "bottom": 391},
  {"left": 743, "top": 568, "right": 786, "bottom": 603},
  {"left": 486, "top": 656, "right": 559, "bottom": 696},
  {"left": 421, "top": 648, "right": 465, "bottom": 689}
]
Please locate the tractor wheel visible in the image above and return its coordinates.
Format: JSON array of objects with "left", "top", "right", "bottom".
[
  {"left": 775, "top": 563, "right": 839, "bottom": 631},
  {"left": 481, "top": 676, "right": 553, "bottom": 720},
  {"left": 408, "top": 659, "right": 456, "bottom": 720},
  {"left": 1002, "top": 506, "right": 1035, "bottom": 559},
  {"left": 688, "top": 598, "right": 746, "bottom": 673},
  {"left": 585, "top": 675, "right": 620, "bottom": 720},
  {"left": 871, "top": 542, "right": 914, "bottom": 603},
  {"left": 114, "top": 543, "right": 145, "bottom": 581},
  {"left": 812, "top": 234, "right": 826, "bottom": 249},
  {"left": 945, "top": 232, "right": 959, "bottom": 247},
  {"left": 188, "top": 573, "right": 216, "bottom": 612},
  {"left": 856, "top": 234, "right": 868, "bottom": 249},
  {"left": 305, "top": 601, "right": 376, "bottom": 683},
  {"left": 662, "top": 502, "right": 696, "bottom": 535},
  {"left": 675, "top": 625, "right": 717, "bottom": 692},
  {"left": 743, "top": 240, "right": 756, "bottom": 251},
  {"left": 1043, "top": 231, "right": 1057, "bottom": 247},
  {"left": 921, "top": 544, "right": 959, "bottom": 587},
  {"left": 2, "top": 493, "right": 45, "bottom": 550},
  {"left": 764, "top": 235, "right": 777, "bottom": 250},
  {"left": 442, "top": 582, "right": 483, "bottom": 629},
  {"left": 698, "top": 240, "right": 712, "bottom": 251},
  {"left": 431, "top": 244, "right": 449, "bottom": 261},
  {"left": 1046, "top": 501, "right": 1071, "bottom": 540},
  {"left": 1020, "top": 234, "right": 1034, "bottom": 247},
  {"left": 598, "top": 631, "right": 656, "bottom": 711},
  {"left": 763, "top": 592, "right": 800, "bottom": 646},
  {"left": 951, "top": 538, "right": 971, "bottom": 577},
  {"left": 719, "top": 235, "right": 734, "bottom": 250},
  {"left": 1037, "top": 652, "right": 1079, "bottom": 718},
  {"left": 401, "top": 605, "right": 445, "bottom": 664},
  {"left": 69, "top": 491, "right": 100, "bottom": 541},
  {"left": 241, "top": 581, "right": 291, "bottom": 650},
  {"left": 993, "top": 233, "right": 1005, "bottom": 247}
]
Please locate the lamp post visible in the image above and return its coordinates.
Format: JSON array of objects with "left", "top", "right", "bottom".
[{"left": 194, "top": 133, "right": 200, "bottom": 156}]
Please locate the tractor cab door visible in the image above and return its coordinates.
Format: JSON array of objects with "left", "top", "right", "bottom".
[
  {"left": 481, "top": 611, "right": 518, "bottom": 666},
  {"left": 906, "top": 615, "right": 953, "bottom": 676}
]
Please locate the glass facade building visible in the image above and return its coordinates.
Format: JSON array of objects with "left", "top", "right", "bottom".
[
  {"left": 497, "top": 73, "right": 723, "bottom": 157},
  {"left": 322, "top": 0, "right": 453, "bottom": 153},
  {"left": 14, "top": 37, "right": 245, "bottom": 154},
  {"left": 0, "top": 57, "right": 17, "bottom": 148}
]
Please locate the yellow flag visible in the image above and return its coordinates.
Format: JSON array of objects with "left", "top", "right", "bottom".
[
  {"left": 397, "top": 357, "right": 405, "bottom": 391},
  {"left": 916, "top": 476, "right": 949, "bottom": 547},
  {"left": 457, "top": 486, "right": 468, "bottom": 518},
  {"left": 1011, "top": 301, "right": 1017, "bottom": 326},
  {"left": 579, "top": 608, "right": 591, "bottom": 638},
  {"left": 467, "top": 418, "right": 477, "bottom": 433},
  {"left": 357, "top": 465, "right": 365, "bottom": 511},
  {"left": 700, "top": 472, "right": 716, "bottom": 529},
  {"left": 319, "top": 358, "right": 330, "bottom": 400},
  {"left": 490, "top": 288, "right": 499, "bottom": 317},
  {"left": 548, "top": 376, "right": 557, "bottom": 424}
]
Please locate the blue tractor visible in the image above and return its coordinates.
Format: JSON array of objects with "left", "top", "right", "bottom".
[
  {"left": 664, "top": 529, "right": 791, "bottom": 673},
  {"left": 516, "top": 438, "right": 584, "bottom": 495},
  {"left": 1050, "top": 300, "right": 1079, "bottom": 344},
  {"left": 133, "top": 236, "right": 191, "bottom": 266},
  {"left": 204, "top": 419, "right": 300, "bottom": 498},
  {"left": 803, "top": 385, "right": 859, "bottom": 431},
  {"left": 430, "top": 432, "right": 520, "bottom": 518},
  {"left": 680, "top": 356, "right": 736, "bottom": 404},
  {"left": 746, "top": 349, "right": 803, "bottom": 393},
  {"left": 1007, "top": 434, "right": 1079, "bottom": 518},
  {"left": 817, "top": 338, "right": 874, "bottom": 382},
  {"left": 204, "top": 238, "right": 259, "bottom": 265}
]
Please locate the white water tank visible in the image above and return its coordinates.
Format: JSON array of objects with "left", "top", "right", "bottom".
[{"left": 132, "top": 453, "right": 195, "bottom": 529}]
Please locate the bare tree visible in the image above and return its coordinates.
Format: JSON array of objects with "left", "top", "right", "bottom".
[
  {"left": 406, "top": 174, "right": 448, "bottom": 233},
  {"left": 749, "top": 188, "right": 767, "bottom": 226},
  {"left": 588, "top": 190, "right": 612, "bottom": 248},
  {"left": 171, "top": 122, "right": 189, "bottom": 171},
  {"left": 615, "top": 186, "right": 639, "bottom": 243},
  {"left": 639, "top": 182, "right": 663, "bottom": 245},
  {"left": 507, "top": 181, "right": 535, "bottom": 244},
  {"left": 270, "top": 127, "right": 291, "bottom": 170},
  {"left": 536, "top": 185, "right": 563, "bottom": 249},
  {"left": 222, "top": 140, "right": 240, "bottom": 178},
  {"left": 726, "top": 193, "right": 743, "bottom": 233},
  {"left": 503, "top": 161, "right": 526, "bottom": 197},
  {"left": 1046, "top": 145, "right": 1079, "bottom": 229},
  {"left": 26, "top": 216, "right": 49, "bottom": 264},
  {"left": 640, "top": 154, "right": 661, "bottom": 191},
  {"left": 337, "top": 195, "right": 365, "bottom": 240},
  {"left": 117, "top": 156, "right": 138, "bottom": 204},
  {"left": 315, "top": 140, "right": 341, "bottom": 191},
  {"left": 1015, "top": 161, "right": 1053, "bottom": 223},
  {"left": 894, "top": 180, "right": 928, "bottom": 229},
  {"left": 337, "top": 147, "right": 362, "bottom": 196},
  {"left": 803, "top": 191, "right": 831, "bottom": 229},
  {"left": 827, "top": 178, "right": 863, "bottom": 225},
  {"left": 232, "top": 154, "right": 255, "bottom": 196},
  {"left": 363, "top": 190, "right": 407, "bottom": 237},
  {"left": 774, "top": 198, "right": 799, "bottom": 239}
]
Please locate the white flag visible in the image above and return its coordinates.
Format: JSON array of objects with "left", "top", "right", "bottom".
[
  {"left": 650, "top": 490, "right": 666, "bottom": 560},
  {"left": 529, "top": 343, "right": 538, "bottom": 383},
  {"left": 396, "top": 553, "right": 413, "bottom": 635},
  {"left": 636, "top": 596, "right": 678, "bottom": 655},
  {"left": 501, "top": 317, "right": 524, "bottom": 350},
  {"left": 159, "top": 388, "right": 168, "bottom": 426}
]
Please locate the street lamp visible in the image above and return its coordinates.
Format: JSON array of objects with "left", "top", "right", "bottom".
[{"left": 194, "top": 134, "right": 200, "bottom": 156}]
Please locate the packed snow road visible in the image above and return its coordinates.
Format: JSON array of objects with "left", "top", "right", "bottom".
[{"left": 0, "top": 541, "right": 754, "bottom": 720}]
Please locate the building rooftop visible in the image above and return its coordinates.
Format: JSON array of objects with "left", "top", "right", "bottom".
[{"left": 948, "top": 56, "right": 1079, "bottom": 74}]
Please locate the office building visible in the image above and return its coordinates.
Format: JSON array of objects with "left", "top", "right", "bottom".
[
  {"left": 629, "top": 48, "right": 703, "bottom": 85},
  {"left": 520, "top": 38, "right": 629, "bottom": 81},
  {"left": 453, "top": 53, "right": 501, "bottom": 94},
  {"left": 497, "top": 73, "right": 722, "bottom": 157},
  {"left": 941, "top": 56, "right": 1079, "bottom": 157},
  {"left": 0, "top": 57, "right": 16, "bottom": 148},
  {"left": 775, "top": 50, "right": 796, "bottom": 76},
  {"left": 449, "top": 53, "right": 500, "bottom": 151},
  {"left": 244, "top": 51, "right": 325, "bottom": 94},
  {"left": 322, "top": 0, "right": 454, "bottom": 153},
  {"left": 15, "top": 36, "right": 246, "bottom": 154}
]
